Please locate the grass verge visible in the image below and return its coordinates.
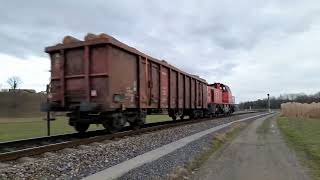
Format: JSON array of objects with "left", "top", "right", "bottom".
[
  {"left": 277, "top": 116, "right": 320, "bottom": 180},
  {"left": 0, "top": 116, "right": 103, "bottom": 142},
  {"left": 168, "top": 122, "right": 248, "bottom": 179},
  {"left": 0, "top": 115, "right": 170, "bottom": 142}
]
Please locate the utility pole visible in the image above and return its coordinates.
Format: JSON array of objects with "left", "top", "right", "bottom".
[{"left": 267, "top": 93, "right": 271, "bottom": 112}]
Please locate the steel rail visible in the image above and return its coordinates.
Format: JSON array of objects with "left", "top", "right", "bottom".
[{"left": 0, "top": 111, "right": 261, "bottom": 162}]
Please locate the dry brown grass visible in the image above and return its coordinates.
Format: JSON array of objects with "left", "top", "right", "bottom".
[
  {"left": 214, "top": 122, "right": 245, "bottom": 143},
  {"left": 0, "top": 92, "right": 46, "bottom": 118},
  {"left": 281, "top": 102, "right": 320, "bottom": 118}
]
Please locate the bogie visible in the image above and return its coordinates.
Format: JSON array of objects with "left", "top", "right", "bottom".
[{"left": 74, "top": 123, "right": 90, "bottom": 133}]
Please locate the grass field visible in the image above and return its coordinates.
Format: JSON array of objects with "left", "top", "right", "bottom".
[
  {"left": 277, "top": 116, "right": 320, "bottom": 179},
  {"left": 0, "top": 115, "right": 171, "bottom": 142}
]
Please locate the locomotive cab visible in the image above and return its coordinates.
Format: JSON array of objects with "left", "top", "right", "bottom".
[{"left": 207, "top": 83, "right": 235, "bottom": 115}]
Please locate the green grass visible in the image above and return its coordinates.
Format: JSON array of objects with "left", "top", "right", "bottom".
[
  {"left": 277, "top": 117, "right": 320, "bottom": 179},
  {"left": 146, "top": 114, "right": 171, "bottom": 123},
  {"left": 0, "top": 115, "right": 170, "bottom": 142},
  {"left": 0, "top": 116, "right": 103, "bottom": 142}
]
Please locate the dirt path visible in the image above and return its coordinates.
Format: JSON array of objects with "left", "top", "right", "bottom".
[{"left": 192, "top": 115, "right": 311, "bottom": 180}]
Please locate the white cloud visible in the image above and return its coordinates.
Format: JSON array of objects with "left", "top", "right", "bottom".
[
  {"left": 221, "top": 21, "right": 320, "bottom": 102},
  {"left": 0, "top": 53, "right": 49, "bottom": 91},
  {"left": 0, "top": 0, "right": 320, "bottom": 102}
]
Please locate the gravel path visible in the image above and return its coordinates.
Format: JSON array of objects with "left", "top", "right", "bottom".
[
  {"left": 191, "top": 115, "right": 311, "bottom": 180},
  {"left": 0, "top": 113, "right": 261, "bottom": 180},
  {"left": 119, "top": 124, "right": 230, "bottom": 180}
]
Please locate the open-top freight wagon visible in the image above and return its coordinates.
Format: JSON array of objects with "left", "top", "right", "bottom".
[{"left": 44, "top": 33, "right": 235, "bottom": 132}]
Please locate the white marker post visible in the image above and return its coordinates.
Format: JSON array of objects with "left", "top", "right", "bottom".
[{"left": 267, "top": 93, "right": 271, "bottom": 113}]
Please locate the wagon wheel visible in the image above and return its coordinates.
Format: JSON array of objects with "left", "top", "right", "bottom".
[
  {"left": 199, "top": 111, "right": 204, "bottom": 119},
  {"left": 180, "top": 115, "right": 184, "bottom": 120},
  {"left": 189, "top": 113, "right": 194, "bottom": 120},
  {"left": 103, "top": 114, "right": 127, "bottom": 133},
  {"left": 130, "top": 113, "right": 146, "bottom": 130},
  {"left": 191, "top": 111, "right": 199, "bottom": 119},
  {"left": 74, "top": 123, "right": 90, "bottom": 133}
]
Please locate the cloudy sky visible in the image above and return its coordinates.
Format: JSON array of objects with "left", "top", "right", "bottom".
[{"left": 0, "top": 0, "right": 319, "bottom": 102}]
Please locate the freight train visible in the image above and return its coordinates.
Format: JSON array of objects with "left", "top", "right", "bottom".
[{"left": 44, "top": 33, "right": 235, "bottom": 133}]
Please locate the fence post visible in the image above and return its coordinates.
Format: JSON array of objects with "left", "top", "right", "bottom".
[
  {"left": 46, "top": 84, "right": 51, "bottom": 136},
  {"left": 267, "top": 93, "right": 270, "bottom": 112}
]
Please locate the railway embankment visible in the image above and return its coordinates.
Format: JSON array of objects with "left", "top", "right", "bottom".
[{"left": 0, "top": 112, "right": 265, "bottom": 179}]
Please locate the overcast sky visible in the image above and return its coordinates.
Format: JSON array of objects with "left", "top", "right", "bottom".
[{"left": 0, "top": 0, "right": 319, "bottom": 102}]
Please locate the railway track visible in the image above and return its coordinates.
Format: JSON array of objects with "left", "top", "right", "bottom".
[{"left": 0, "top": 111, "right": 262, "bottom": 162}]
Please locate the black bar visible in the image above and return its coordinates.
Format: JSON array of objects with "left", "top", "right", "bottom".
[{"left": 46, "top": 84, "right": 51, "bottom": 136}]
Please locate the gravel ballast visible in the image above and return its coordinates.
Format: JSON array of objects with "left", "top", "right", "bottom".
[
  {"left": 120, "top": 129, "right": 223, "bottom": 180},
  {"left": 0, "top": 113, "right": 262, "bottom": 179}
]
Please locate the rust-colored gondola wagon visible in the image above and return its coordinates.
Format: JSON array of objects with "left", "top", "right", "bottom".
[{"left": 45, "top": 33, "right": 212, "bottom": 132}]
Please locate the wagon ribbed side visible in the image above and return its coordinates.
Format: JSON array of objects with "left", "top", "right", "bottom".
[{"left": 45, "top": 33, "right": 208, "bottom": 132}]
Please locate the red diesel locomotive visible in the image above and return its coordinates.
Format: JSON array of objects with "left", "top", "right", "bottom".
[{"left": 44, "top": 33, "right": 235, "bottom": 132}]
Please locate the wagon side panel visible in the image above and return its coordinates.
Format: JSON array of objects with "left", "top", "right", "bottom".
[
  {"left": 138, "top": 57, "right": 148, "bottom": 108},
  {"left": 149, "top": 62, "right": 160, "bottom": 108},
  {"left": 64, "top": 48, "right": 85, "bottom": 104},
  {"left": 160, "top": 66, "right": 169, "bottom": 108},
  {"left": 49, "top": 44, "right": 111, "bottom": 110},
  {"left": 178, "top": 73, "right": 184, "bottom": 108},
  {"left": 109, "top": 46, "right": 138, "bottom": 109},
  {"left": 190, "top": 78, "right": 195, "bottom": 108},
  {"left": 184, "top": 76, "right": 190, "bottom": 109},
  {"left": 170, "top": 70, "right": 177, "bottom": 108},
  {"left": 88, "top": 45, "right": 109, "bottom": 107}
]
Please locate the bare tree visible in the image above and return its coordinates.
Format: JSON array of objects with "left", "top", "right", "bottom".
[{"left": 7, "top": 76, "right": 22, "bottom": 90}]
